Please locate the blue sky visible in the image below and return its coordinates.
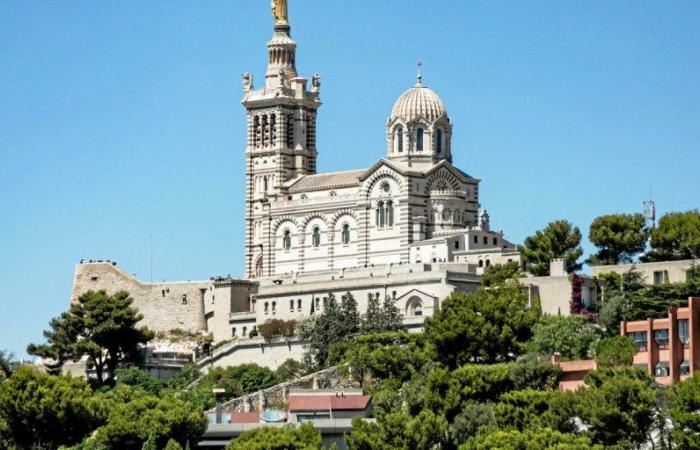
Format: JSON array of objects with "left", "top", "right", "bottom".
[{"left": 1, "top": 1, "right": 699, "bottom": 358}]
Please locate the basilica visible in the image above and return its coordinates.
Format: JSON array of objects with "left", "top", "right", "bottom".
[
  {"left": 69, "top": 2, "right": 529, "bottom": 370},
  {"left": 242, "top": 4, "right": 517, "bottom": 279}
]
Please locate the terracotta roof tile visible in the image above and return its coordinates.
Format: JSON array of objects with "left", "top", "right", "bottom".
[{"left": 288, "top": 395, "right": 371, "bottom": 411}]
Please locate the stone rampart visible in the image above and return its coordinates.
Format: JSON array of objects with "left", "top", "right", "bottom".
[{"left": 71, "top": 261, "right": 208, "bottom": 333}]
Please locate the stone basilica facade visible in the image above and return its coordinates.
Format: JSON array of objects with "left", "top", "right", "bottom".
[
  {"left": 69, "top": 5, "right": 524, "bottom": 369},
  {"left": 243, "top": 13, "right": 512, "bottom": 279}
]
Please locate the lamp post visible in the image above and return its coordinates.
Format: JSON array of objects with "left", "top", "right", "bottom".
[{"left": 213, "top": 388, "right": 226, "bottom": 424}]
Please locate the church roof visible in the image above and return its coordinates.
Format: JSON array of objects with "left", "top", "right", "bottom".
[
  {"left": 391, "top": 79, "right": 447, "bottom": 123},
  {"left": 286, "top": 169, "right": 366, "bottom": 193}
]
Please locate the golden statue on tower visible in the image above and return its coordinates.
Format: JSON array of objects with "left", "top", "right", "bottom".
[{"left": 271, "top": 0, "right": 288, "bottom": 25}]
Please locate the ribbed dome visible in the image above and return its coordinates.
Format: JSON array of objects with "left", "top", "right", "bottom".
[{"left": 391, "top": 79, "right": 447, "bottom": 123}]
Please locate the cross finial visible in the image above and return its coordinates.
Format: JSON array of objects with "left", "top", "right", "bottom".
[{"left": 416, "top": 60, "right": 423, "bottom": 85}]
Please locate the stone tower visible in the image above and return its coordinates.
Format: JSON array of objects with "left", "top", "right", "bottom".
[{"left": 242, "top": 6, "right": 322, "bottom": 278}]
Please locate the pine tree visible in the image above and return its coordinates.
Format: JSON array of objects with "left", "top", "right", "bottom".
[
  {"left": 340, "top": 291, "right": 361, "bottom": 337},
  {"left": 361, "top": 295, "right": 383, "bottom": 334},
  {"left": 381, "top": 296, "right": 403, "bottom": 332},
  {"left": 141, "top": 434, "right": 157, "bottom": 450}
]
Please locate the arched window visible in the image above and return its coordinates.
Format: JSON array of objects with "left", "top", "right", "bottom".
[
  {"left": 297, "top": 299, "right": 302, "bottom": 311},
  {"left": 376, "top": 201, "right": 385, "bottom": 227},
  {"left": 341, "top": 224, "right": 351, "bottom": 245},
  {"left": 312, "top": 227, "right": 321, "bottom": 248},
  {"left": 407, "top": 297, "right": 423, "bottom": 317},
  {"left": 485, "top": 259, "right": 491, "bottom": 267},
  {"left": 395, "top": 126, "right": 403, "bottom": 153},
  {"left": 386, "top": 200, "right": 394, "bottom": 226},
  {"left": 286, "top": 114, "right": 294, "bottom": 147},
  {"left": 272, "top": 301, "right": 276, "bottom": 313},
  {"left": 263, "top": 176, "right": 268, "bottom": 192},
  {"left": 253, "top": 116, "right": 261, "bottom": 147},
  {"left": 261, "top": 115, "right": 268, "bottom": 147},
  {"left": 416, "top": 128, "right": 424, "bottom": 151},
  {"left": 436, "top": 129, "right": 443, "bottom": 153},
  {"left": 255, "top": 256, "right": 263, "bottom": 277},
  {"left": 282, "top": 229, "right": 291, "bottom": 250},
  {"left": 478, "top": 260, "right": 484, "bottom": 268},
  {"left": 270, "top": 114, "right": 277, "bottom": 145},
  {"left": 264, "top": 302, "right": 269, "bottom": 314}
]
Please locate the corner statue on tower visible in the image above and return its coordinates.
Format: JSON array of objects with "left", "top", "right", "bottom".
[{"left": 271, "top": 0, "right": 288, "bottom": 25}]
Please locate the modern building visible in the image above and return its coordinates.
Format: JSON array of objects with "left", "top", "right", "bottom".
[
  {"left": 592, "top": 259, "right": 698, "bottom": 286},
  {"left": 520, "top": 259, "right": 598, "bottom": 316},
  {"left": 621, "top": 297, "right": 700, "bottom": 385},
  {"left": 554, "top": 297, "right": 700, "bottom": 390}
]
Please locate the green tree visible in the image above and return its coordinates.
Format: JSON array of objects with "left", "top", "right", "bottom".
[
  {"left": 576, "top": 368, "right": 655, "bottom": 447},
  {"left": 494, "top": 389, "right": 576, "bottom": 433},
  {"left": 340, "top": 291, "right": 361, "bottom": 337},
  {"left": 183, "top": 364, "right": 277, "bottom": 409},
  {"left": 670, "top": 373, "right": 700, "bottom": 449},
  {"left": 593, "top": 335, "right": 636, "bottom": 368},
  {"left": 480, "top": 261, "right": 523, "bottom": 287},
  {"left": 226, "top": 423, "right": 322, "bottom": 450},
  {"left": 461, "top": 427, "right": 602, "bottom": 450},
  {"left": 27, "top": 290, "right": 154, "bottom": 385},
  {"left": 596, "top": 294, "right": 627, "bottom": 336},
  {"left": 94, "top": 389, "right": 206, "bottom": 450},
  {"left": 163, "top": 439, "right": 183, "bottom": 450},
  {"left": 346, "top": 411, "right": 448, "bottom": 450},
  {"left": 644, "top": 210, "right": 700, "bottom": 261},
  {"left": 526, "top": 315, "right": 602, "bottom": 360},
  {"left": 588, "top": 213, "right": 648, "bottom": 265},
  {"left": 275, "top": 358, "right": 307, "bottom": 382},
  {"left": 425, "top": 285, "right": 539, "bottom": 368},
  {"left": 360, "top": 294, "right": 383, "bottom": 334},
  {"left": 518, "top": 220, "right": 583, "bottom": 275},
  {"left": 141, "top": 434, "right": 157, "bottom": 450},
  {"left": 0, "top": 350, "right": 14, "bottom": 382},
  {"left": 0, "top": 367, "right": 104, "bottom": 449},
  {"left": 115, "top": 365, "right": 167, "bottom": 395},
  {"left": 380, "top": 296, "right": 403, "bottom": 332},
  {"left": 448, "top": 402, "right": 496, "bottom": 446},
  {"left": 508, "top": 354, "right": 562, "bottom": 391}
]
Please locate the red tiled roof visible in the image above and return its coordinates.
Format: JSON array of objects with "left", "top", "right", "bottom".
[
  {"left": 288, "top": 395, "right": 371, "bottom": 412},
  {"left": 229, "top": 412, "right": 260, "bottom": 424}
]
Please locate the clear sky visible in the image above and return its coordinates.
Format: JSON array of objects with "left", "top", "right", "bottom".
[{"left": 1, "top": 1, "right": 699, "bottom": 358}]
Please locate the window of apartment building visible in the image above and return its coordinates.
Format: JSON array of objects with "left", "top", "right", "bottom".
[
  {"left": 264, "top": 302, "right": 269, "bottom": 314},
  {"left": 297, "top": 299, "right": 302, "bottom": 311},
  {"left": 289, "top": 300, "right": 294, "bottom": 311},
  {"left": 628, "top": 331, "right": 648, "bottom": 351},
  {"left": 271, "top": 301, "right": 276, "bottom": 313},
  {"left": 679, "top": 319, "right": 690, "bottom": 346},
  {"left": 654, "top": 361, "right": 670, "bottom": 377},
  {"left": 654, "top": 329, "right": 670, "bottom": 349},
  {"left": 680, "top": 360, "right": 690, "bottom": 376},
  {"left": 653, "top": 270, "right": 667, "bottom": 285}
]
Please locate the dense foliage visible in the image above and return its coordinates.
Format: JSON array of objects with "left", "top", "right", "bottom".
[
  {"left": 588, "top": 213, "right": 648, "bottom": 265},
  {"left": 226, "top": 423, "right": 322, "bottom": 450},
  {"left": 27, "top": 290, "right": 154, "bottom": 386},
  {"left": 526, "top": 315, "right": 602, "bottom": 360},
  {"left": 644, "top": 210, "right": 700, "bottom": 262},
  {"left": 424, "top": 284, "right": 539, "bottom": 367},
  {"left": 518, "top": 220, "right": 583, "bottom": 275}
]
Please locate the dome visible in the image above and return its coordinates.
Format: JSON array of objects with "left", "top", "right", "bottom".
[{"left": 390, "top": 77, "right": 447, "bottom": 123}]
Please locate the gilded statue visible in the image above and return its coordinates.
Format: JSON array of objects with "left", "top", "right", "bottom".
[{"left": 271, "top": 0, "right": 288, "bottom": 25}]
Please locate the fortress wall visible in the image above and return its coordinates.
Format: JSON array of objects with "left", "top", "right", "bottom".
[{"left": 71, "top": 262, "right": 209, "bottom": 333}]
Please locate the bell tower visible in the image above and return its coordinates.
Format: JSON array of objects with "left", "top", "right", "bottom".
[{"left": 242, "top": 1, "right": 322, "bottom": 278}]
